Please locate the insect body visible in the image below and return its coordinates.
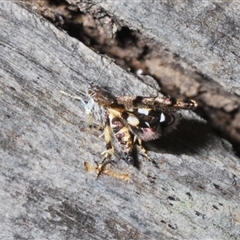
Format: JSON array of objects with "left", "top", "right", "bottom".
[{"left": 83, "top": 86, "right": 197, "bottom": 177}]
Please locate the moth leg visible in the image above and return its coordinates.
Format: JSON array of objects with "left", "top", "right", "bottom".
[
  {"left": 102, "top": 118, "right": 115, "bottom": 159},
  {"left": 96, "top": 120, "right": 114, "bottom": 178},
  {"left": 134, "top": 136, "right": 153, "bottom": 161}
]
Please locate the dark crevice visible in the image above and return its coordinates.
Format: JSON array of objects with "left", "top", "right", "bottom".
[
  {"left": 25, "top": 0, "right": 157, "bottom": 74},
  {"left": 116, "top": 27, "right": 138, "bottom": 47}
]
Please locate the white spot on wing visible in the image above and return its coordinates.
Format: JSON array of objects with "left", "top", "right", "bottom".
[
  {"left": 145, "top": 122, "right": 150, "bottom": 127},
  {"left": 138, "top": 108, "right": 150, "bottom": 115},
  {"left": 160, "top": 113, "right": 166, "bottom": 122},
  {"left": 127, "top": 115, "right": 139, "bottom": 126}
]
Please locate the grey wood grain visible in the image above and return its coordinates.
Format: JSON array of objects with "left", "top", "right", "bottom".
[{"left": 0, "top": 2, "right": 240, "bottom": 240}]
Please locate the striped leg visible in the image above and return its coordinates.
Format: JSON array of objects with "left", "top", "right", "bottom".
[
  {"left": 134, "top": 136, "right": 153, "bottom": 161},
  {"left": 96, "top": 119, "right": 114, "bottom": 178}
]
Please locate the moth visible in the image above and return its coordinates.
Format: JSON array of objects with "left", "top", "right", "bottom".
[{"left": 72, "top": 85, "right": 197, "bottom": 178}]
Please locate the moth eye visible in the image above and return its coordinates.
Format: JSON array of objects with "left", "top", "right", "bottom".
[
  {"left": 88, "top": 89, "right": 97, "bottom": 98},
  {"left": 160, "top": 113, "right": 166, "bottom": 122},
  {"left": 87, "top": 89, "right": 93, "bottom": 95}
]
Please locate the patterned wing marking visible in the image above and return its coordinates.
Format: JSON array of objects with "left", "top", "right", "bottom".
[
  {"left": 137, "top": 108, "right": 181, "bottom": 131},
  {"left": 122, "top": 108, "right": 181, "bottom": 141},
  {"left": 117, "top": 95, "right": 197, "bottom": 112}
]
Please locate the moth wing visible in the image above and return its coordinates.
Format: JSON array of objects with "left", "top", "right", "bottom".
[
  {"left": 158, "top": 112, "right": 181, "bottom": 133},
  {"left": 129, "top": 124, "right": 161, "bottom": 142},
  {"left": 123, "top": 112, "right": 161, "bottom": 141},
  {"left": 123, "top": 109, "right": 181, "bottom": 141},
  {"left": 136, "top": 108, "right": 181, "bottom": 132}
]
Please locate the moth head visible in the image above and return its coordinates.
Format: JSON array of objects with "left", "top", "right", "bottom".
[{"left": 87, "top": 86, "right": 116, "bottom": 107}]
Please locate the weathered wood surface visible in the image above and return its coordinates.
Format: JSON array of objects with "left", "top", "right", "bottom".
[{"left": 0, "top": 2, "right": 240, "bottom": 240}]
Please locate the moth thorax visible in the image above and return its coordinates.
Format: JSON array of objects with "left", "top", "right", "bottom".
[
  {"left": 116, "top": 96, "right": 137, "bottom": 110},
  {"left": 88, "top": 87, "right": 116, "bottom": 107}
]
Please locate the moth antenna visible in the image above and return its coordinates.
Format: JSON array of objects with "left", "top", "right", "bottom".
[
  {"left": 77, "top": 59, "right": 114, "bottom": 88},
  {"left": 95, "top": 59, "right": 114, "bottom": 85}
]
